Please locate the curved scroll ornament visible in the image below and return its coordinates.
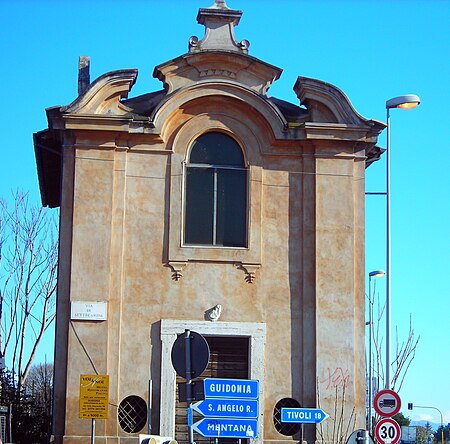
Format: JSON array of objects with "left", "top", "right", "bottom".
[
  {"left": 236, "top": 263, "right": 260, "bottom": 284},
  {"left": 167, "top": 261, "right": 187, "bottom": 281},
  {"left": 239, "top": 39, "right": 250, "bottom": 51},
  {"left": 63, "top": 69, "right": 138, "bottom": 115},
  {"left": 189, "top": 36, "right": 199, "bottom": 51}
]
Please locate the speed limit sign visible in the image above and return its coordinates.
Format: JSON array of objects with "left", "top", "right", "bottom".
[{"left": 375, "top": 418, "right": 401, "bottom": 444}]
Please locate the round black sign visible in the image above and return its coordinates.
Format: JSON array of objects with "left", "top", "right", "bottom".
[{"left": 171, "top": 330, "right": 210, "bottom": 379}]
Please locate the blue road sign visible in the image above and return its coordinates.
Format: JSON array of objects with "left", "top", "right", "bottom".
[
  {"left": 203, "top": 378, "right": 259, "bottom": 399},
  {"left": 281, "top": 408, "right": 329, "bottom": 424},
  {"left": 192, "top": 399, "right": 258, "bottom": 419},
  {"left": 193, "top": 418, "right": 258, "bottom": 438}
]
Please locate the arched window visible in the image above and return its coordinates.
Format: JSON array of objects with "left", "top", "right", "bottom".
[{"left": 184, "top": 132, "right": 247, "bottom": 247}]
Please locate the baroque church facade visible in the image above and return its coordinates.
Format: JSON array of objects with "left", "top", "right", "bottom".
[{"left": 34, "top": 2, "right": 385, "bottom": 443}]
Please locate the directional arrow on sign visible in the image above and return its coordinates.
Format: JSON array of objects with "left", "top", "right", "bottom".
[
  {"left": 281, "top": 407, "right": 330, "bottom": 424},
  {"left": 193, "top": 418, "right": 258, "bottom": 438},
  {"left": 192, "top": 399, "right": 258, "bottom": 419}
]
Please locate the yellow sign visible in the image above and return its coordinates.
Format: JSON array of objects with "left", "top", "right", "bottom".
[{"left": 79, "top": 374, "right": 109, "bottom": 419}]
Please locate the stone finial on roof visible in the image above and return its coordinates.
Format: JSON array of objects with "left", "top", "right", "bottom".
[
  {"left": 210, "top": 0, "right": 229, "bottom": 9},
  {"left": 78, "top": 56, "right": 90, "bottom": 96},
  {"left": 189, "top": 1, "right": 250, "bottom": 54}
]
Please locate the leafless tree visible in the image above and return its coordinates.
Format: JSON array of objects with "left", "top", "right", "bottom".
[
  {"left": 317, "top": 379, "right": 356, "bottom": 444},
  {"left": 24, "top": 361, "right": 54, "bottom": 414},
  {"left": 368, "top": 282, "right": 420, "bottom": 394},
  {"left": 0, "top": 191, "right": 58, "bottom": 391},
  {"left": 367, "top": 281, "right": 420, "bottom": 436}
]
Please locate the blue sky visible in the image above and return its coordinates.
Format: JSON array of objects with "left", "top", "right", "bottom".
[{"left": 1, "top": 0, "right": 449, "bottom": 427}]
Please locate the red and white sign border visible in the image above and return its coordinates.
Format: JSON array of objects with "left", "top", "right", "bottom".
[
  {"left": 373, "top": 389, "right": 401, "bottom": 417},
  {"left": 375, "top": 417, "right": 401, "bottom": 444}
]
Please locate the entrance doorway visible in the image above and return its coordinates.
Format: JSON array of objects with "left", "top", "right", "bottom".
[
  {"left": 175, "top": 336, "right": 249, "bottom": 444},
  {"left": 159, "top": 320, "right": 266, "bottom": 444}
]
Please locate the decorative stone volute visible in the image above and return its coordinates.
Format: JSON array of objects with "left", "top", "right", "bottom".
[
  {"left": 294, "top": 76, "right": 386, "bottom": 141},
  {"left": 62, "top": 69, "right": 137, "bottom": 115},
  {"left": 189, "top": 0, "right": 250, "bottom": 54},
  {"left": 294, "top": 76, "right": 384, "bottom": 127}
]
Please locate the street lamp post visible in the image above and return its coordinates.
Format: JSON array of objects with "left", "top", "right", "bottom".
[
  {"left": 367, "top": 270, "right": 385, "bottom": 435},
  {"left": 408, "top": 403, "right": 444, "bottom": 444},
  {"left": 384, "top": 94, "right": 420, "bottom": 389}
]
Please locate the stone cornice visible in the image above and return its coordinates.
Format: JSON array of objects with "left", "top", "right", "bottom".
[
  {"left": 301, "top": 122, "right": 382, "bottom": 143},
  {"left": 60, "top": 114, "right": 157, "bottom": 134},
  {"left": 42, "top": 68, "right": 385, "bottom": 150}
]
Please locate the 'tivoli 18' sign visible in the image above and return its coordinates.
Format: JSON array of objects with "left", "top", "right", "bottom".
[{"left": 281, "top": 408, "right": 329, "bottom": 424}]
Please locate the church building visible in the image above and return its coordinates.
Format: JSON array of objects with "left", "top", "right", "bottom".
[{"left": 34, "top": 1, "right": 385, "bottom": 443}]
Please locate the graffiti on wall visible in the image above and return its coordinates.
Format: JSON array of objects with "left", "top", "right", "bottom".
[{"left": 319, "top": 367, "right": 350, "bottom": 390}]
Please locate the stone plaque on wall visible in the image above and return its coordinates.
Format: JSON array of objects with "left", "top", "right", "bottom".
[{"left": 71, "top": 301, "right": 107, "bottom": 321}]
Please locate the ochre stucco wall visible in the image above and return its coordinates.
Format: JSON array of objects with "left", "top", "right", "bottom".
[{"left": 55, "top": 104, "right": 367, "bottom": 443}]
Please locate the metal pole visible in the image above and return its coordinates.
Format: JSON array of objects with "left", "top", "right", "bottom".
[
  {"left": 148, "top": 379, "right": 153, "bottom": 434},
  {"left": 368, "top": 275, "right": 373, "bottom": 435},
  {"left": 185, "top": 330, "right": 194, "bottom": 444},
  {"left": 91, "top": 418, "right": 95, "bottom": 444},
  {"left": 384, "top": 94, "right": 420, "bottom": 391},
  {"left": 364, "top": 429, "right": 369, "bottom": 444},
  {"left": 385, "top": 107, "right": 391, "bottom": 390}
]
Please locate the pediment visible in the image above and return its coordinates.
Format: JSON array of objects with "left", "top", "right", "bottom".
[{"left": 153, "top": 51, "right": 282, "bottom": 96}]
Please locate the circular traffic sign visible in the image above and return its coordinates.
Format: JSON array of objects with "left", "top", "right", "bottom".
[
  {"left": 373, "top": 389, "right": 401, "bottom": 417},
  {"left": 171, "top": 330, "right": 210, "bottom": 379},
  {"left": 375, "top": 418, "right": 401, "bottom": 444}
]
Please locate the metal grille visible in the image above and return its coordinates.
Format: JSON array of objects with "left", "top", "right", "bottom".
[
  {"left": 273, "top": 398, "right": 302, "bottom": 437},
  {"left": 118, "top": 395, "right": 147, "bottom": 434}
]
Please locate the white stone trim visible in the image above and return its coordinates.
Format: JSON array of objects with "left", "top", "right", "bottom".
[{"left": 160, "top": 319, "right": 266, "bottom": 443}]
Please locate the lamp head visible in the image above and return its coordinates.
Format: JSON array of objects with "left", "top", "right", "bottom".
[
  {"left": 369, "top": 270, "right": 385, "bottom": 278},
  {"left": 386, "top": 94, "right": 420, "bottom": 109}
]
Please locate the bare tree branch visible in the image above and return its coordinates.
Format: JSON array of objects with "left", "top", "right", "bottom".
[
  {"left": 317, "top": 378, "right": 356, "bottom": 444},
  {"left": 367, "top": 286, "right": 420, "bottom": 394},
  {"left": 0, "top": 191, "right": 58, "bottom": 390}
]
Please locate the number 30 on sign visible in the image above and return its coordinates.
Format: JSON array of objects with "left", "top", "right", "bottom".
[{"left": 375, "top": 417, "right": 401, "bottom": 444}]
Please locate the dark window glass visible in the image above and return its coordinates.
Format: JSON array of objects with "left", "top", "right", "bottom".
[
  {"left": 216, "top": 169, "right": 247, "bottom": 247},
  {"left": 185, "top": 168, "right": 214, "bottom": 245},
  {"left": 189, "top": 132, "right": 244, "bottom": 166},
  {"left": 185, "top": 132, "right": 247, "bottom": 247}
]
